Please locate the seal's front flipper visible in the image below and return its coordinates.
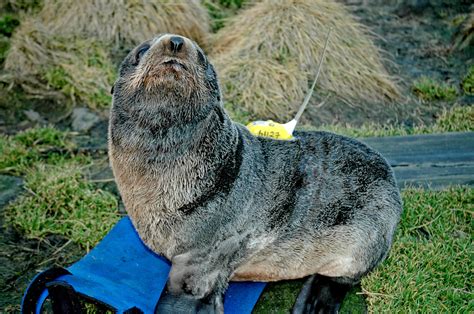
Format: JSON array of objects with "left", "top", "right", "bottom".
[
  {"left": 155, "top": 285, "right": 223, "bottom": 314},
  {"left": 292, "top": 275, "right": 352, "bottom": 314}
]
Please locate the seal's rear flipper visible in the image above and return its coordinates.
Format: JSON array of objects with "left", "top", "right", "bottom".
[{"left": 291, "top": 275, "right": 352, "bottom": 314}]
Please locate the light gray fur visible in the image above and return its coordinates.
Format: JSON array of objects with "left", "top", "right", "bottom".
[{"left": 108, "top": 34, "right": 402, "bottom": 312}]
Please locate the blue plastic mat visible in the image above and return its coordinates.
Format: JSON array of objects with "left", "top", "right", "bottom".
[{"left": 22, "top": 217, "right": 266, "bottom": 313}]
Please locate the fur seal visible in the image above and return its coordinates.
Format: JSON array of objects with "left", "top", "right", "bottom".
[{"left": 108, "top": 34, "right": 402, "bottom": 313}]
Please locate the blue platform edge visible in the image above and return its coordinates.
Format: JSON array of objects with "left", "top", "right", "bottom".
[{"left": 22, "top": 217, "right": 266, "bottom": 313}]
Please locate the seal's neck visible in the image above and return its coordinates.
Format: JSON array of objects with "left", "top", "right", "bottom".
[
  {"left": 110, "top": 99, "right": 233, "bottom": 154},
  {"left": 109, "top": 101, "right": 240, "bottom": 214}
]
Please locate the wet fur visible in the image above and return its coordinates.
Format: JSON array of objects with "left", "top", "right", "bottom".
[{"left": 109, "top": 34, "right": 402, "bottom": 312}]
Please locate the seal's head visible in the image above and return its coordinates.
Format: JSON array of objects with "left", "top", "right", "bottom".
[{"left": 112, "top": 34, "right": 220, "bottom": 124}]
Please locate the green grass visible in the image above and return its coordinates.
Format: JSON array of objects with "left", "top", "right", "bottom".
[
  {"left": 0, "top": 0, "right": 43, "bottom": 15},
  {"left": 300, "top": 105, "right": 473, "bottom": 138},
  {"left": 362, "top": 187, "right": 473, "bottom": 312},
  {"left": 0, "top": 34, "right": 9, "bottom": 64},
  {"left": 0, "top": 14, "right": 20, "bottom": 37},
  {"left": 461, "top": 65, "right": 474, "bottom": 96},
  {"left": 412, "top": 76, "right": 458, "bottom": 101},
  {"left": 1, "top": 126, "right": 120, "bottom": 250},
  {"left": 0, "top": 11, "right": 21, "bottom": 64},
  {"left": 0, "top": 126, "right": 74, "bottom": 175},
  {"left": 5, "top": 161, "right": 120, "bottom": 250},
  {"left": 254, "top": 280, "right": 304, "bottom": 313},
  {"left": 254, "top": 187, "right": 473, "bottom": 313},
  {"left": 203, "top": 0, "right": 246, "bottom": 32}
]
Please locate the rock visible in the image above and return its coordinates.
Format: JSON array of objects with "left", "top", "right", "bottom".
[
  {"left": 71, "top": 107, "right": 100, "bottom": 132},
  {"left": 452, "top": 230, "right": 468, "bottom": 239},
  {"left": 0, "top": 175, "right": 23, "bottom": 209},
  {"left": 23, "top": 109, "right": 45, "bottom": 123}
]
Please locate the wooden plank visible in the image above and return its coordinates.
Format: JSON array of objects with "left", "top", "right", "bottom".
[
  {"left": 360, "top": 132, "right": 474, "bottom": 188},
  {"left": 393, "top": 164, "right": 474, "bottom": 189},
  {"left": 361, "top": 132, "right": 474, "bottom": 165}
]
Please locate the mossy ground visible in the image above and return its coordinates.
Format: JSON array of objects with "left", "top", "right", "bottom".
[
  {"left": 0, "top": 127, "right": 73, "bottom": 175},
  {"left": 5, "top": 162, "right": 119, "bottom": 250},
  {"left": 362, "top": 187, "right": 473, "bottom": 312},
  {"left": 308, "top": 105, "right": 473, "bottom": 138},
  {"left": 412, "top": 76, "right": 458, "bottom": 102},
  {"left": 0, "top": 128, "right": 120, "bottom": 249},
  {"left": 462, "top": 65, "right": 474, "bottom": 96}
]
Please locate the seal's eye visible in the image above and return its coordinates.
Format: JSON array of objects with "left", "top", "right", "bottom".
[{"left": 134, "top": 44, "right": 150, "bottom": 65}]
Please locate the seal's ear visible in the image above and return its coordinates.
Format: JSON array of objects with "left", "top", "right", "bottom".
[
  {"left": 110, "top": 83, "right": 115, "bottom": 94},
  {"left": 205, "top": 63, "right": 221, "bottom": 102},
  {"left": 197, "top": 49, "right": 207, "bottom": 66}
]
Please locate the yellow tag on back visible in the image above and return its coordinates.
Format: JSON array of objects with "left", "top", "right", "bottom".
[{"left": 246, "top": 120, "right": 293, "bottom": 140}]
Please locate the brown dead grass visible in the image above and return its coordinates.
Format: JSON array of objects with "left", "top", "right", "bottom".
[
  {"left": 35, "top": 0, "right": 210, "bottom": 47},
  {"left": 3, "top": 0, "right": 210, "bottom": 110},
  {"left": 211, "top": 0, "right": 401, "bottom": 121},
  {"left": 218, "top": 57, "right": 307, "bottom": 118},
  {"left": 5, "top": 20, "right": 115, "bottom": 109}
]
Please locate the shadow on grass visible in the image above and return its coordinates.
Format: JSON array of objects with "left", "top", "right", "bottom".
[{"left": 254, "top": 279, "right": 367, "bottom": 313}]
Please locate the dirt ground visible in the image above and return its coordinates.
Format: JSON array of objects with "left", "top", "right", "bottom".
[
  {"left": 0, "top": 0, "right": 472, "bottom": 311},
  {"left": 310, "top": 0, "right": 473, "bottom": 126}
]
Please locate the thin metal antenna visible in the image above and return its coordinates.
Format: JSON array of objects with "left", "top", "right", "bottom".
[{"left": 294, "top": 28, "right": 333, "bottom": 123}]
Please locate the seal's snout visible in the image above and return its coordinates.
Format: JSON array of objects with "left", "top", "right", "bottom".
[
  {"left": 157, "top": 35, "right": 188, "bottom": 59},
  {"left": 169, "top": 36, "right": 184, "bottom": 54},
  {"left": 124, "top": 34, "right": 211, "bottom": 95},
  {"left": 152, "top": 35, "right": 191, "bottom": 68}
]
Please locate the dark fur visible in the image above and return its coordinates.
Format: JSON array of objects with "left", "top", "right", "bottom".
[{"left": 108, "top": 34, "right": 402, "bottom": 313}]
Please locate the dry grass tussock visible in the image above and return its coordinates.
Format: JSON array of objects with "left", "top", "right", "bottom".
[
  {"left": 4, "top": 0, "right": 210, "bottom": 109},
  {"left": 211, "top": 0, "right": 401, "bottom": 121},
  {"left": 218, "top": 57, "right": 307, "bottom": 118},
  {"left": 5, "top": 20, "right": 115, "bottom": 109},
  {"left": 35, "top": 0, "right": 210, "bottom": 47}
]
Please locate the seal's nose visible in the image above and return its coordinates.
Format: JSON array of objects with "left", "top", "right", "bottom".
[{"left": 169, "top": 36, "right": 184, "bottom": 53}]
